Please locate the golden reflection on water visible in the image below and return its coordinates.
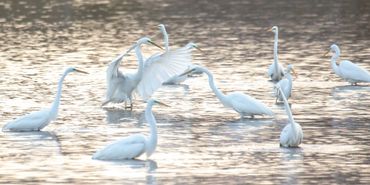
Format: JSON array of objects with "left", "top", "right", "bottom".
[{"left": 1, "top": 0, "right": 370, "bottom": 184}]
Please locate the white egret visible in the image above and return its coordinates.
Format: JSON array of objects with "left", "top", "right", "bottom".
[
  {"left": 275, "top": 64, "right": 296, "bottom": 103},
  {"left": 102, "top": 37, "right": 163, "bottom": 108},
  {"left": 2, "top": 67, "right": 88, "bottom": 132},
  {"left": 92, "top": 99, "right": 168, "bottom": 160},
  {"left": 180, "top": 65, "right": 274, "bottom": 118},
  {"left": 277, "top": 84, "right": 303, "bottom": 147},
  {"left": 325, "top": 44, "right": 370, "bottom": 85},
  {"left": 103, "top": 34, "right": 193, "bottom": 108},
  {"left": 267, "top": 26, "right": 284, "bottom": 81},
  {"left": 158, "top": 24, "right": 169, "bottom": 52}
]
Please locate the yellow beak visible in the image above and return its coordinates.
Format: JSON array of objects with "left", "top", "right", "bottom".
[
  {"left": 75, "top": 69, "right": 89, "bottom": 74},
  {"left": 148, "top": 40, "right": 164, "bottom": 50},
  {"left": 323, "top": 50, "right": 330, "bottom": 57}
]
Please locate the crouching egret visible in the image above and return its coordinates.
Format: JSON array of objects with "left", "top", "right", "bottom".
[
  {"left": 276, "top": 84, "right": 303, "bottom": 147},
  {"left": 3, "top": 67, "right": 88, "bottom": 132},
  {"left": 275, "top": 64, "right": 296, "bottom": 103},
  {"left": 325, "top": 44, "right": 370, "bottom": 85},
  {"left": 267, "top": 26, "right": 284, "bottom": 81},
  {"left": 180, "top": 65, "right": 274, "bottom": 118},
  {"left": 92, "top": 99, "right": 168, "bottom": 160},
  {"left": 102, "top": 37, "right": 163, "bottom": 108}
]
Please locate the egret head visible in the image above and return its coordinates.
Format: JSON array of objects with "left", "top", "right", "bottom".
[
  {"left": 185, "top": 42, "right": 203, "bottom": 52},
  {"left": 146, "top": 99, "right": 170, "bottom": 107},
  {"left": 136, "top": 37, "right": 164, "bottom": 50},
  {"left": 66, "top": 67, "right": 89, "bottom": 74},
  {"left": 285, "top": 64, "right": 297, "bottom": 77},
  {"left": 271, "top": 26, "right": 278, "bottom": 33},
  {"left": 330, "top": 44, "right": 340, "bottom": 54},
  {"left": 267, "top": 26, "right": 278, "bottom": 33},
  {"left": 179, "top": 65, "right": 204, "bottom": 77},
  {"left": 157, "top": 24, "right": 166, "bottom": 32},
  {"left": 324, "top": 44, "right": 340, "bottom": 57}
]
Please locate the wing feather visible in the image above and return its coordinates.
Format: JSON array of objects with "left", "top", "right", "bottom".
[
  {"left": 340, "top": 60, "right": 370, "bottom": 82},
  {"left": 136, "top": 47, "right": 192, "bottom": 100},
  {"left": 3, "top": 109, "right": 51, "bottom": 131}
]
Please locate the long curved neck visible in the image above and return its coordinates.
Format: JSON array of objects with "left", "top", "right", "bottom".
[
  {"left": 286, "top": 73, "right": 293, "bottom": 89},
  {"left": 273, "top": 30, "right": 279, "bottom": 73},
  {"left": 134, "top": 45, "right": 145, "bottom": 82},
  {"left": 203, "top": 69, "right": 228, "bottom": 104},
  {"left": 161, "top": 28, "right": 169, "bottom": 51},
  {"left": 331, "top": 50, "right": 341, "bottom": 76},
  {"left": 145, "top": 103, "right": 157, "bottom": 157},
  {"left": 278, "top": 87, "right": 296, "bottom": 129},
  {"left": 50, "top": 71, "right": 69, "bottom": 120}
]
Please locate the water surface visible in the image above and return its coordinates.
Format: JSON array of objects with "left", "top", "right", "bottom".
[{"left": 1, "top": 0, "right": 370, "bottom": 184}]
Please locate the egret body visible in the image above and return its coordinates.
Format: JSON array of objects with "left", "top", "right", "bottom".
[
  {"left": 93, "top": 99, "right": 166, "bottom": 160},
  {"left": 326, "top": 44, "right": 370, "bottom": 85},
  {"left": 277, "top": 85, "right": 303, "bottom": 147},
  {"left": 267, "top": 26, "right": 284, "bottom": 81},
  {"left": 182, "top": 66, "right": 274, "bottom": 118}
]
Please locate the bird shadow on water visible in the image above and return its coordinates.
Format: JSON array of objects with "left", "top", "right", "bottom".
[
  {"left": 98, "top": 159, "right": 158, "bottom": 172},
  {"left": 1, "top": 131, "right": 63, "bottom": 155},
  {"left": 104, "top": 108, "right": 145, "bottom": 125},
  {"left": 331, "top": 85, "right": 370, "bottom": 99}
]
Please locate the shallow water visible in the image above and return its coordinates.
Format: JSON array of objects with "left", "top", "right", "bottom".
[{"left": 1, "top": 0, "right": 370, "bottom": 184}]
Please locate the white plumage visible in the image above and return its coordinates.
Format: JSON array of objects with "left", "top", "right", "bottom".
[
  {"left": 181, "top": 65, "right": 274, "bottom": 118},
  {"left": 3, "top": 67, "right": 88, "bottom": 132},
  {"left": 327, "top": 44, "right": 370, "bottom": 85},
  {"left": 136, "top": 45, "right": 192, "bottom": 100},
  {"left": 275, "top": 64, "right": 295, "bottom": 103},
  {"left": 93, "top": 99, "right": 164, "bottom": 160},
  {"left": 103, "top": 27, "right": 193, "bottom": 107},
  {"left": 277, "top": 84, "right": 303, "bottom": 147},
  {"left": 267, "top": 26, "right": 284, "bottom": 81}
]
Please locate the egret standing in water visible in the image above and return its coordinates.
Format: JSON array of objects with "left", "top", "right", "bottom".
[
  {"left": 102, "top": 37, "right": 163, "bottom": 108},
  {"left": 277, "top": 84, "right": 303, "bottom": 147},
  {"left": 180, "top": 65, "right": 274, "bottom": 118},
  {"left": 93, "top": 99, "right": 168, "bottom": 160},
  {"left": 325, "top": 44, "right": 370, "bottom": 85},
  {"left": 275, "top": 64, "right": 296, "bottom": 103},
  {"left": 267, "top": 26, "right": 284, "bottom": 81},
  {"left": 3, "top": 67, "right": 88, "bottom": 132}
]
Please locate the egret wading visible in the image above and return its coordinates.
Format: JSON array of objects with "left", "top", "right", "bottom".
[
  {"left": 325, "top": 44, "right": 370, "bottom": 85},
  {"left": 276, "top": 84, "right": 303, "bottom": 148},
  {"left": 3, "top": 67, "right": 88, "bottom": 132},
  {"left": 275, "top": 64, "right": 296, "bottom": 103},
  {"left": 180, "top": 65, "right": 274, "bottom": 118},
  {"left": 267, "top": 26, "right": 285, "bottom": 81},
  {"left": 102, "top": 37, "right": 163, "bottom": 109},
  {"left": 93, "top": 99, "right": 168, "bottom": 160}
]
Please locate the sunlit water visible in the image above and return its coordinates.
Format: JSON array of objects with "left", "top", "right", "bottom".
[{"left": 1, "top": 0, "right": 370, "bottom": 184}]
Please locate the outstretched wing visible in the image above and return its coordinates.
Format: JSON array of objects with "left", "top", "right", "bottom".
[
  {"left": 105, "top": 45, "right": 137, "bottom": 101},
  {"left": 136, "top": 46, "right": 192, "bottom": 100},
  {"left": 340, "top": 60, "right": 370, "bottom": 82}
]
